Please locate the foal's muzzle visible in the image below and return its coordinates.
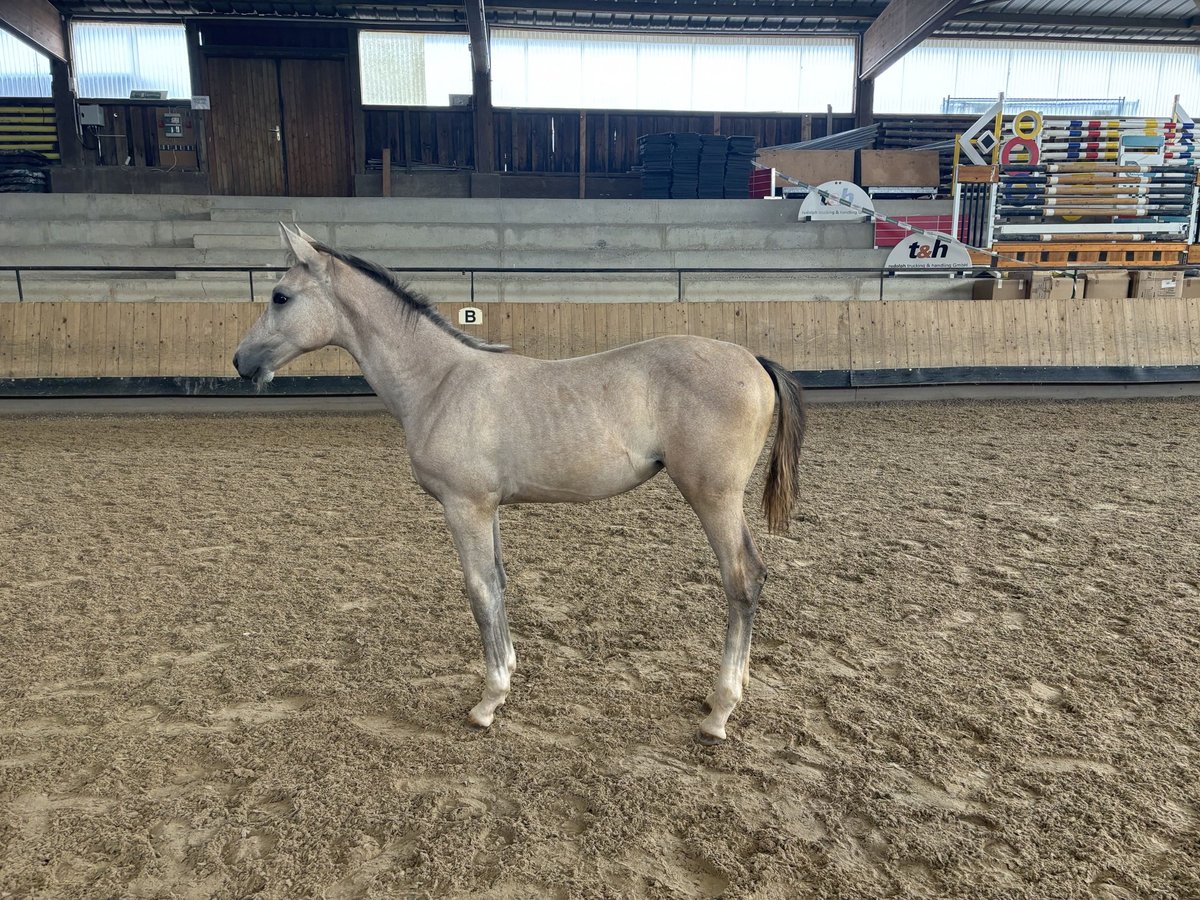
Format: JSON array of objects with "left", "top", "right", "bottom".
[{"left": 233, "top": 353, "right": 256, "bottom": 381}]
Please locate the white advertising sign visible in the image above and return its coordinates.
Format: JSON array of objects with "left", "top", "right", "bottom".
[
  {"left": 885, "top": 234, "right": 974, "bottom": 270},
  {"left": 798, "top": 180, "right": 874, "bottom": 221}
]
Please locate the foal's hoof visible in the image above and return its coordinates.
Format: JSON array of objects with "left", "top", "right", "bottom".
[
  {"left": 467, "top": 706, "right": 496, "bottom": 729},
  {"left": 697, "top": 715, "right": 728, "bottom": 744}
]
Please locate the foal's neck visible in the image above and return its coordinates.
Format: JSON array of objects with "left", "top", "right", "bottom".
[{"left": 333, "top": 266, "right": 474, "bottom": 428}]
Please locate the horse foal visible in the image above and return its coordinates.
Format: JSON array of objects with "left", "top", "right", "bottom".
[{"left": 234, "top": 225, "right": 806, "bottom": 742}]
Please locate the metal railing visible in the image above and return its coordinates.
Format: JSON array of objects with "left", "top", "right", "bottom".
[
  {"left": 0, "top": 263, "right": 1006, "bottom": 305},
  {"left": 3, "top": 260, "right": 1185, "bottom": 305}
]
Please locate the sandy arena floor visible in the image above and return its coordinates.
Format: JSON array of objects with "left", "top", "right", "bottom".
[{"left": 0, "top": 399, "right": 1197, "bottom": 899}]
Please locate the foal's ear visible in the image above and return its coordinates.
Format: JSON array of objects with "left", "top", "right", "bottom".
[{"left": 279, "top": 222, "right": 324, "bottom": 269}]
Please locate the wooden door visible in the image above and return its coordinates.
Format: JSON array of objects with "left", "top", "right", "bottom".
[
  {"left": 279, "top": 58, "right": 353, "bottom": 197},
  {"left": 205, "top": 57, "right": 286, "bottom": 196}
]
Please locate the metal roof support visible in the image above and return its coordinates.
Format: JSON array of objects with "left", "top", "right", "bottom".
[
  {"left": 1, "top": 0, "right": 66, "bottom": 61},
  {"left": 465, "top": 0, "right": 495, "bottom": 175},
  {"left": 956, "top": 11, "right": 1194, "bottom": 31},
  {"left": 860, "top": 0, "right": 975, "bottom": 81}
]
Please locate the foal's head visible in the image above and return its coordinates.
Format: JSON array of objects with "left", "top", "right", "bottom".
[{"left": 233, "top": 225, "right": 342, "bottom": 385}]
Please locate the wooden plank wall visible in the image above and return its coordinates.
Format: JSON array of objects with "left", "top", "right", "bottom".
[
  {"left": 362, "top": 107, "right": 858, "bottom": 174},
  {"left": 363, "top": 107, "right": 475, "bottom": 170},
  {"left": 85, "top": 103, "right": 201, "bottom": 169},
  {"left": 3, "top": 298, "right": 1199, "bottom": 380}
]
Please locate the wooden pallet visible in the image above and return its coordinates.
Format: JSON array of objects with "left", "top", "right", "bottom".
[{"left": 991, "top": 241, "right": 1188, "bottom": 268}]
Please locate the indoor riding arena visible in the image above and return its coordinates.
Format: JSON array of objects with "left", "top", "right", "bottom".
[{"left": 2, "top": 2, "right": 1199, "bottom": 898}]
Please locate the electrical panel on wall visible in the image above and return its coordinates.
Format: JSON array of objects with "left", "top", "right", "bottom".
[{"left": 79, "top": 105, "right": 104, "bottom": 127}]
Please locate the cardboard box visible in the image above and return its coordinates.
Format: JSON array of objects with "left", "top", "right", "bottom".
[
  {"left": 972, "top": 277, "right": 1027, "bottom": 300},
  {"left": 1083, "top": 269, "right": 1130, "bottom": 300},
  {"left": 1183, "top": 277, "right": 1200, "bottom": 299},
  {"left": 1130, "top": 270, "right": 1185, "bottom": 300},
  {"left": 1029, "top": 271, "right": 1076, "bottom": 300}
]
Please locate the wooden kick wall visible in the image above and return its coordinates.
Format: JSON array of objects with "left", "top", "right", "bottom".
[{"left": 2, "top": 298, "right": 1200, "bottom": 380}]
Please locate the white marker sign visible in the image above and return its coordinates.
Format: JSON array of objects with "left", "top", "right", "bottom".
[
  {"left": 798, "top": 180, "right": 874, "bottom": 221},
  {"left": 458, "top": 306, "right": 483, "bottom": 326},
  {"left": 885, "top": 234, "right": 974, "bottom": 270}
]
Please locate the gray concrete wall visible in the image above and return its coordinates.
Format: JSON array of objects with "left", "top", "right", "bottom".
[{"left": 0, "top": 194, "right": 973, "bottom": 303}]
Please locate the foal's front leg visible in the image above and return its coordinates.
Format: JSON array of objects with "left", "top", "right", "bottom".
[
  {"left": 492, "top": 511, "right": 516, "bottom": 674},
  {"left": 443, "top": 498, "right": 514, "bottom": 728}
]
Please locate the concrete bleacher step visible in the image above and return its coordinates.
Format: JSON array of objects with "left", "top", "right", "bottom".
[
  {"left": 0, "top": 193, "right": 212, "bottom": 221},
  {"left": 206, "top": 209, "right": 299, "bottom": 225},
  {"left": 0, "top": 220, "right": 188, "bottom": 248},
  {"left": 192, "top": 223, "right": 500, "bottom": 252},
  {"left": 173, "top": 269, "right": 274, "bottom": 281},
  {"left": 0, "top": 277, "right": 260, "bottom": 303},
  {"left": 205, "top": 197, "right": 818, "bottom": 226},
  {"left": 193, "top": 234, "right": 298, "bottom": 252},
  {"left": 9, "top": 246, "right": 284, "bottom": 267},
  {"left": 190, "top": 222, "right": 869, "bottom": 254}
]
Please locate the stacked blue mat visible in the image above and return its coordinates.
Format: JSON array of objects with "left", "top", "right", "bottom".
[
  {"left": 637, "top": 133, "right": 758, "bottom": 199},
  {"left": 637, "top": 134, "right": 674, "bottom": 199},
  {"left": 725, "top": 136, "right": 756, "bottom": 199},
  {"left": 670, "top": 133, "right": 701, "bottom": 198},
  {"left": 698, "top": 135, "right": 728, "bottom": 199}
]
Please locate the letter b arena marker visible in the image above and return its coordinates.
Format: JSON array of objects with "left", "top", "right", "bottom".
[{"left": 458, "top": 307, "right": 482, "bottom": 326}]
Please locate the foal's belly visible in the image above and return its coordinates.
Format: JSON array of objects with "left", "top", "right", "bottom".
[{"left": 501, "top": 450, "right": 664, "bottom": 504}]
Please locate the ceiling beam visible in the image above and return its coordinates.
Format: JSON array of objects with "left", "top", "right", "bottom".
[
  {"left": 476, "top": 0, "right": 881, "bottom": 16},
  {"left": 0, "top": 0, "right": 66, "bottom": 61},
  {"left": 859, "top": 0, "right": 974, "bottom": 80},
  {"left": 956, "top": 11, "right": 1193, "bottom": 30},
  {"left": 88, "top": 0, "right": 883, "bottom": 21},
  {"left": 464, "top": 0, "right": 489, "bottom": 73}
]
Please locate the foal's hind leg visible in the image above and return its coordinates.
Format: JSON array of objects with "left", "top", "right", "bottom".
[
  {"left": 681, "top": 491, "right": 767, "bottom": 743},
  {"left": 443, "top": 498, "right": 515, "bottom": 728}
]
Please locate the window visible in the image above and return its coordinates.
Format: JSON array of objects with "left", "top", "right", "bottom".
[
  {"left": 357, "top": 28, "right": 855, "bottom": 113},
  {"left": 491, "top": 30, "right": 855, "bottom": 113},
  {"left": 359, "top": 31, "right": 472, "bottom": 106},
  {"left": 71, "top": 22, "right": 191, "bottom": 100},
  {"left": 0, "top": 28, "right": 52, "bottom": 98},
  {"left": 874, "top": 40, "right": 1200, "bottom": 118}
]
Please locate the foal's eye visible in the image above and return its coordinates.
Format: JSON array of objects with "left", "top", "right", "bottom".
[{"left": 272, "top": 291, "right": 290, "bottom": 306}]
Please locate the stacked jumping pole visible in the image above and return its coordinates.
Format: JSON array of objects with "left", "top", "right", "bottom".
[
  {"left": 1036, "top": 119, "right": 1194, "bottom": 164},
  {"left": 993, "top": 162, "right": 1198, "bottom": 244},
  {"left": 952, "top": 103, "right": 1199, "bottom": 264}
]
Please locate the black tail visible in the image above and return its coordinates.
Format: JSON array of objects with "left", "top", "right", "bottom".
[{"left": 756, "top": 356, "right": 806, "bottom": 534}]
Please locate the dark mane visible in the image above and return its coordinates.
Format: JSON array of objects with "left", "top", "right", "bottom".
[{"left": 312, "top": 241, "right": 509, "bottom": 353}]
